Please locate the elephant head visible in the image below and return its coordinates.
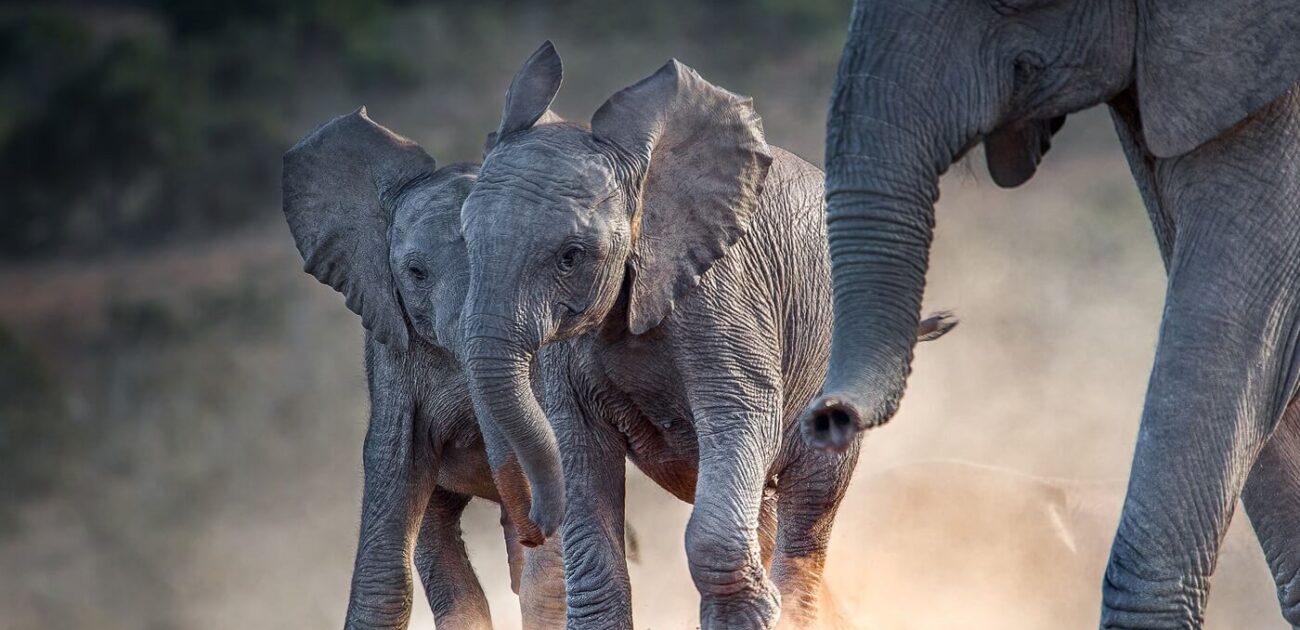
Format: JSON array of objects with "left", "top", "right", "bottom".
[
  {"left": 801, "top": 0, "right": 1300, "bottom": 449},
  {"left": 459, "top": 42, "right": 772, "bottom": 535},
  {"left": 282, "top": 107, "right": 474, "bottom": 351},
  {"left": 281, "top": 109, "right": 546, "bottom": 546}
]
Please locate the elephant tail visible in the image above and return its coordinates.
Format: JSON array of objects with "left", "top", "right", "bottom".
[{"left": 916, "top": 310, "right": 959, "bottom": 342}]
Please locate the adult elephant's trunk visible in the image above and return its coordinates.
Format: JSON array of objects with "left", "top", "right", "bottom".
[
  {"left": 801, "top": 29, "right": 959, "bottom": 451},
  {"left": 463, "top": 309, "right": 566, "bottom": 539}
]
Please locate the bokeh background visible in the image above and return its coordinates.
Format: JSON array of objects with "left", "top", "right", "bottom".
[{"left": 0, "top": 1, "right": 1283, "bottom": 628}]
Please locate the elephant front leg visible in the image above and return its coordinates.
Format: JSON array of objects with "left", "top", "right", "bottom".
[
  {"left": 519, "top": 535, "right": 567, "bottom": 629},
  {"left": 1243, "top": 399, "right": 1300, "bottom": 626},
  {"left": 414, "top": 489, "right": 492, "bottom": 630},
  {"left": 500, "top": 505, "right": 566, "bottom": 628},
  {"left": 687, "top": 409, "right": 783, "bottom": 630},
  {"left": 1100, "top": 159, "right": 1300, "bottom": 627},
  {"left": 1101, "top": 272, "right": 1298, "bottom": 627},
  {"left": 346, "top": 410, "right": 432, "bottom": 629},
  {"left": 769, "top": 437, "right": 861, "bottom": 630},
  {"left": 549, "top": 395, "right": 633, "bottom": 629}
]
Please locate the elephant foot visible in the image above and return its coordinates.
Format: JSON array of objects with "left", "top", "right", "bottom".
[
  {"left": 520, "top": 608, "right": 566, "bottom": 630},
  {"left": 430, "top": 609, "right": 493, "bottom": 630},
  {"left": 520, "top": 587, "right": 567, "bottom": 630},
  {"left": 699, "top": 579, "right": 781, "bottom": 630},
  {"left": 770, "top": 554, "right": 831, "bottom": 630},
  {"left": 345, "top": 577, "right": 416, "bottom": 630}
]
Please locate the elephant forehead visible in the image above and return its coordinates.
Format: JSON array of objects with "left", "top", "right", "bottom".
[
  {"left": 477, "top": 140, "right": 618, "bottom": 208},
  {"left": 391, "top": 187, "right": 463, "bottom": 246},
  {"left": 462, "top": 202, "right": 597, "bottom": 247}
]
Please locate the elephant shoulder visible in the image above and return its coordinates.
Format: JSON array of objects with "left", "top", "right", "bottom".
[
  {"left": 763, "top": 145, "right": 825, "bottom": 200},
  {"left": 754, "top": 146, "right": 826, "bottom": 231}
]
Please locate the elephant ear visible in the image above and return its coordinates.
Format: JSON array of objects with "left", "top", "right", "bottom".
[
  {"left": 282, "top": 107, "right": 436, "bottom": 350},
  {"left": 984, "top": 116, "right": 1064, "bottom": 188},
  {"left": 591, "top": 60, "right": 773, "bottom": 335},
  {"left": 496, "top": 41, "right": 563, "bottom": 142},
  {"left": 1137, "top": 1, "right": 1300, "bottom": 158}
]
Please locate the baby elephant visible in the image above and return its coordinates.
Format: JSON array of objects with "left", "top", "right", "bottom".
[
  {"left": 458, "top": 42, "right": 957, "bottom": 630},
  {"left": 282, "top": 110, "right": 565, "bottom": 629}
]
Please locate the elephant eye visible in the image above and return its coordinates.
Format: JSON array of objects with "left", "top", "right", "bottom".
[
  {"left": 556, "top": 245, "right": 585, "bottom": 274},
  {"left": 408, "top": 264, "right": 428, "bottom": 282}
]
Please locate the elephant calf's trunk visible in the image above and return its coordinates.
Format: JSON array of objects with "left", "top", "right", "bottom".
[{"left": 464, "top": 336, "right": 566, "bottom": 539}]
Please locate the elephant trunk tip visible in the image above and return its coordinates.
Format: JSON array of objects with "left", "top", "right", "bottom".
[
  {"left": 800, "top": 393, "right": 883, "bottom": 452},
  {"left": 530, "top": 499, "right": 563, "bottom": 541},
  {"left": 491, "top": 458, "right": 552, "bottom": 548},
  {"left": 516, "top": 522, "right": 546, "bottom": 548}
]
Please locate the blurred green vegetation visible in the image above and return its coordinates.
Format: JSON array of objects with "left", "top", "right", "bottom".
[
  {"left": 0, "top": 269, "right": 292, "bottom": 530},
  {"left": 0, "top": 323, "right": 68, "bottom": 529},
  {"left": 0, "top": 1, "right": 415, "bottom": 259},
  {"left": 0, "top": 0, "right": 848, "bottom": 261}
]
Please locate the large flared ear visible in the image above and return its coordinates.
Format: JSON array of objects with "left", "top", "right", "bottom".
[
  {"left": 282, "top": 108, "right": 436, "bottom": 350},
  {"left": 496, "top": 41, "right": 563, "bottom": 142},
  {"left": 984, "top": 116, "right": 1065, "bottom": 188},
  {"left": 1137, "top": 1, "right": 1300, "bottom": 157},
  {"left": 591, "top": 60, "right": 773, "bottom": 335}
]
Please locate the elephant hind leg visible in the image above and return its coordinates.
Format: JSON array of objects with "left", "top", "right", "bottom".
[
  {"left": 415, "top": 488, "right": 492, "bottom": 630},
  {"left": 501, "top": 505, "right": 525, "bottom": 595},
  {"left": 770, "top": 439, "right": 861, "bottom": 630},
  {"left": 1243, "top": 398, "right": 1300, "bottom": 626}
]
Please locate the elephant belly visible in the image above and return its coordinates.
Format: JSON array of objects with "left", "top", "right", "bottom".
[
  {"left": 623, "top": 416, "right": 699, "bottom": 503},
  {"left": 436, "top": 444, "right": 500, "bottom": 501}
]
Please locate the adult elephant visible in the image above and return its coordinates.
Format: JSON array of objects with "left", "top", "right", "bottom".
[
  {"left": 458, "top": 42, "right": 954, "bottom": 629},
  {"left": 282, "top": 110, "right": 565, "bottom": 629},
  {"left": 799, "top": 0, "right": 1300, "bottom": 627}
]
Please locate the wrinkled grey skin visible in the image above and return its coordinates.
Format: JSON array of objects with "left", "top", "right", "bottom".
[
  {"left": 282, "top": 110, "right": 566, "bottom": 630},
  {"left": 459, "top": 43, "right": 954, "bottom": 630},
  {"left": 802, "top": 0, "right": 1300, "bottom": 627}
]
